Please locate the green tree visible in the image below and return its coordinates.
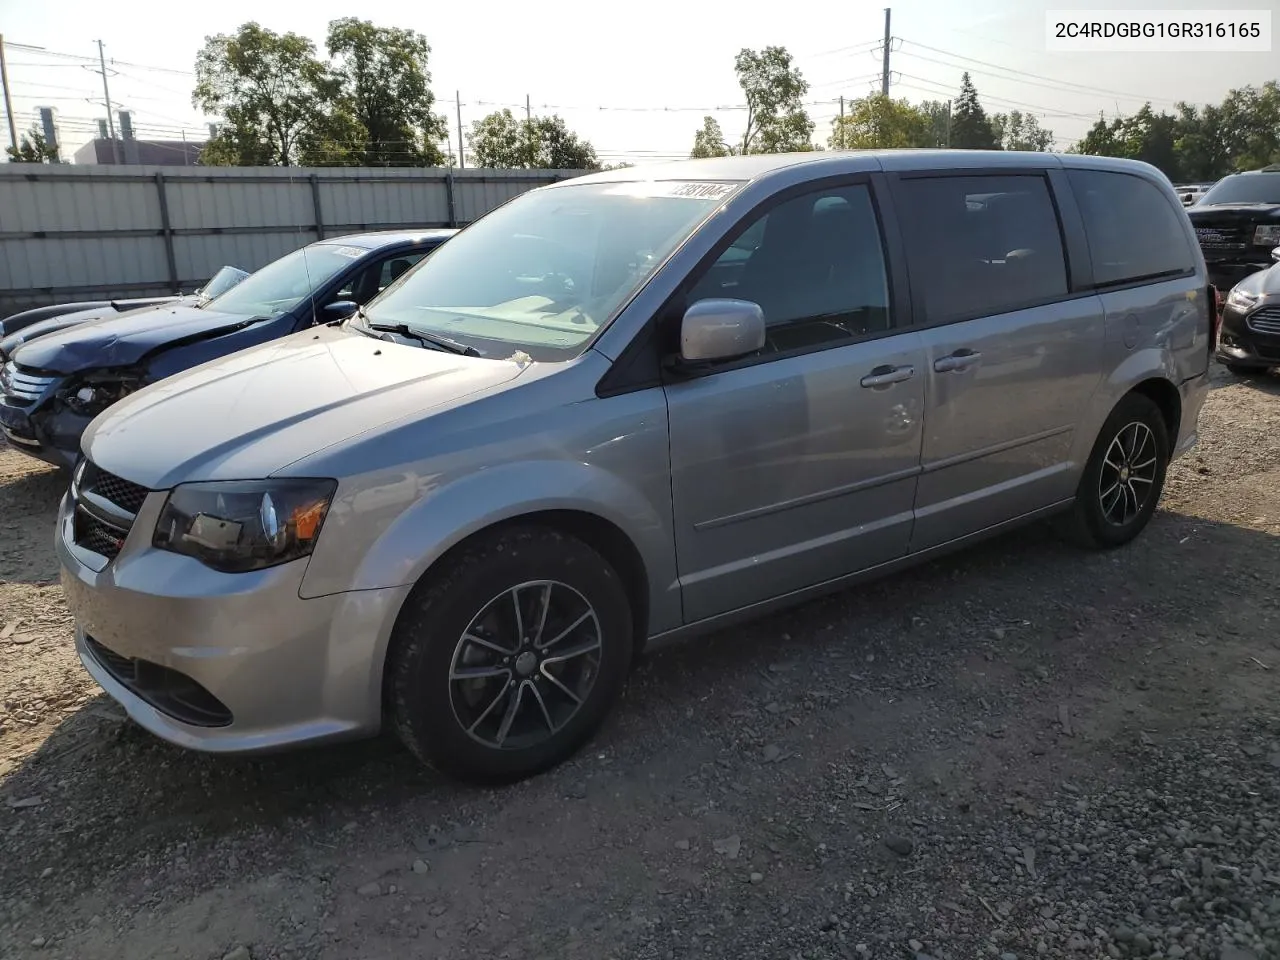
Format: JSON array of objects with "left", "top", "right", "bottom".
[
  {"left": 1172, "top": 102, "right": 1229, "bottom": 181},
  {"left": 829, "top": 94, "right": 932, "bottom": 149},
  {"left": 466, "top": 109, "right": 598, "bottom": 169},
  {"left": 690, "top": 115, "right": 731, "bottom": 158},
  {"left": 1074, "top": 113, "right": 1120, "bottom": 158},
  {"left": 950, "top": 73, "right": 998, "bottom": 150},
  {"left": 990, "top": 111, "right": 1054, "bottom": 151},
  {"left": 325, "top": 18, "right": 448, "bottom": 166},
  {"left": 919, "top": 100, "right": 952, "bottom": 147},
  {"left": 1218, "top": 81, "right": 1280, "bottom": 171},
  {"left": 6, "top": 126, "right": 60, "bottom": 163},
  {"left": 193, "top": 22, "right": 334, "bottom": 166},
  {"left": 734, "top": 46, "right": 816, "bottom": 153}
]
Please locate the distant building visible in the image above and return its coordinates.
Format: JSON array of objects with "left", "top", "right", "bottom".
[{"left": 73, "top": 137, "right": 206, "bottom": 166}]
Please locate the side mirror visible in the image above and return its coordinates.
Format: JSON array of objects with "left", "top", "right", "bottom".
[
  {"left": 679, "top": 298, "right": 766, "bottom": 364},
  {"left": 322, "top": 300, "right": 359, "bottom": 322},
  {"left": 1271, "top": 247, "right": 1280, "bottom": 264}
]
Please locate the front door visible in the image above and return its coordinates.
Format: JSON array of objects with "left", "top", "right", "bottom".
[
  {"left": 890, "top": 172, "right": 1107, "bottom": 550},
  {"left": 664, "top": 180, "right": 927, "bottom": 624}
]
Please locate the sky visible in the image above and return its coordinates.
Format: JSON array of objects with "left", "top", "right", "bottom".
[{"left": 0, "top": 0, "right": 1275, "bottom": 165}]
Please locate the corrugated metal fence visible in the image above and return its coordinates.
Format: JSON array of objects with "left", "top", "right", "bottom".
[{"left": 0, "top": 164, "right": 589, "bottom": 315}]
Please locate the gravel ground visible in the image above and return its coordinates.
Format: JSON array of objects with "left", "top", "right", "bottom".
[{"left": 0, "top": 362, "right": 1277, "bottom": 960}]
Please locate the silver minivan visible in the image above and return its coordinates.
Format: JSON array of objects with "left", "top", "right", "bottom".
[{"left": 57, "top": 151, "right": 1212, "bottom": 782}]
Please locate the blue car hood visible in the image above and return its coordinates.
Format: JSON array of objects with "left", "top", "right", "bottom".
[
  {"left": 0, "top": 298, "right": 197, "bottom": 359},
  {"left": 11, "top": 303, "right": 267, "bottom": 375}
]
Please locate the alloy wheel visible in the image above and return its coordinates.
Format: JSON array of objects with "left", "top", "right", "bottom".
[
  {"left": 448, "top": 580, "right": 602, "bottom": 750},
  {"left": 1098, "top": 421, "right": 1158, "bottom": 526}
]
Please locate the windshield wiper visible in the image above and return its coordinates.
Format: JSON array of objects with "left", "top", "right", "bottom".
[{"left": 350, "top": 310, "right": 480, "bottom": 357}]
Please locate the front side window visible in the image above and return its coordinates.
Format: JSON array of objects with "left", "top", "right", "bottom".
[
  {"left": 688, "top": 184, "right": 891, "bottom": 351},
  {"left": 362, "top": 180, "right": 739, "bottom": 361},
  {"left": 896, "top": 175, "right": 1068, "bottom": 324},
  {"left": 1068, "top": 170, "right": 1197, "bottom": 287},
  {"left": 206, "top": 243, "right": 371, "bottom": 318},
  {"left": 337, "top": 250, "right": 430, "bottom": 303}
]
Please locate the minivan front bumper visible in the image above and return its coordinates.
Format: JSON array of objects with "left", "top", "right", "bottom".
[{"left": 57, "top": 490, "right": 410, "bottom": 753}]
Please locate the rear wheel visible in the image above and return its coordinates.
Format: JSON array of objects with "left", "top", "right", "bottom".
[
  {"left": 1053, "top": 393, "right": 1170, "bottom": 549},
  {"left": 386, "top": 525, "right": 633, "bottom": 783}
]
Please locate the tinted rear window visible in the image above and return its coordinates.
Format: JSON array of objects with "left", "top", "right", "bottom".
[
  {"left": 896, "top": 175, "right": 1068, "bottom": 323},
  {"left": 1068, "top": 170, "right": 1197, "bottom": 286}
]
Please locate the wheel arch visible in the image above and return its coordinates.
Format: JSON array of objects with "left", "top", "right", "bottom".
[
  {"left": 377, "top": 506, "right": 655, "bottom": 715},
  {"left": 1127, "top": 376, "right": 1182, "bottom": 444}
]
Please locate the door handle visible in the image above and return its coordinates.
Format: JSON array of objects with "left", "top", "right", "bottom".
[
  {"left": 859, "top": 364, "right": 915, "bottom": 388},
  {"left": 933, "top": 349, "right": 982, "bottom": 373}
]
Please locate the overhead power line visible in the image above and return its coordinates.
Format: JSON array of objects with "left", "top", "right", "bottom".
[
  {"left": 897, "top": 39, "right": 1180, "bottom": 105},
  {"left": 895, "top": 74, "right": 1099, "bottom": 120},
  {"left": 6, "top": 41, "right": 194, "bottom": 77}
]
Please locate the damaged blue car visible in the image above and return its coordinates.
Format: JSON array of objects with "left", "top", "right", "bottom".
[{"left": 0, "top": 229, "right": 455, "bottom": 468}]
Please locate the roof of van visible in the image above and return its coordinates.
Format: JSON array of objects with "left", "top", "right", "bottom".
[
  {"left": 315, "top": 229, "right": 458, "bottom": 249},
  {"left": 559, "top": 150, "right": 1167, "bottom": 186}
]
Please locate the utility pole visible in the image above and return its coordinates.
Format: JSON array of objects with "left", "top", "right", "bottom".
[
  {"left": 525, "top": 94, "right": 531, "bottom": 124},
  {"left": 455, "top": 91, "right": 464, "bottom": 168},
  {"left": 97, "top": 40, "right": 121, "bottom": 164},
  {"left": 881, "top": 8, "right": 892, "bottom": 96},
  {"left": 0, "top": 35, "right": 17, "bottom": 156},
  {"left": 945, "top": 99, "right": 953, "bottom": 148},
  {"left": 838, "top": 96, "right": 845, "bottom": 150}
]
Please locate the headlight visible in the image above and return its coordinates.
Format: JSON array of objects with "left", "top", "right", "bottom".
[
  {"left": 1255, "top": 225, "right": 1280, "bottom": 246},
  {"left": 1226, "top": 286, "right": 1261, "bottom": 310},
  {"left": 153, "top": 479, "right": 337, "bottom": 573}
]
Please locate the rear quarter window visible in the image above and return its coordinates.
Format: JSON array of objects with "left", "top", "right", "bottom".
[{"left": 1067, "top": 170, "right": 1196, "bottom": 287}]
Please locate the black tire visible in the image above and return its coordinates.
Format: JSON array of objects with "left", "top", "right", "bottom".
[
  {"left": 1224, "top": 362, "right": 1268, "bottom": 377},
  {"left": 1053, "top": 393, "right": 1170, "bottom": 550},
  {"left": 386, "top": 524, "right": 633, "bottom": 784}
]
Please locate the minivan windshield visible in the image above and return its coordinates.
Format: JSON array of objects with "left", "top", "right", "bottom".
[
  {"left": 1199, "top": 173, "right": 1280, "bottom": 206},
  {"left": 205, "top": 243, "right": 369, "bottom": 318},
  {"left": 361, "top": 180, "right": 739, "bottom": 360}
]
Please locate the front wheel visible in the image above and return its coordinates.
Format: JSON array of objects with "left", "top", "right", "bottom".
[
  {"left": 386, "top": 525, "right": 634, "bottom": 783},
  {"left": 1053, "top": 393, "right": 1170, "bottom": 549}
]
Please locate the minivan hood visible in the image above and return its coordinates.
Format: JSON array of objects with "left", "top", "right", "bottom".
[
  {"left": 12, "top": 302, "right": 257, "bottom": 374},
  {"left": 83, "top": 325, "right": 528, "bottom": 489}
]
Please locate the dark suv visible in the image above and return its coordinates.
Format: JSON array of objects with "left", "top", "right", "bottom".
[{"left": 1187, "top": 166, "right": 1280, "bottom": 292}]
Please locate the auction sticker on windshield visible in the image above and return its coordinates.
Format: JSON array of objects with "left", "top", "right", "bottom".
[
  {"left": 603, "top": 181, "right": 740, "bottom": 200},
  {"left": 325, "top": 245, "right": 369, "bottom": 259}
]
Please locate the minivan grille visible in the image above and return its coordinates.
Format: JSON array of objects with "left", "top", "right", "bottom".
[
  {"left": 80, "top": 462, "right": 149, "bottom": 515},
  {"left": 70, "top": 460, "right": 151, "bottom": 560},
  {"left": 73, "top": 509, "right": 129, "bottom": 560},
  {"left": 1246, "top": 306, "right": 1280, "bottom": 336}
]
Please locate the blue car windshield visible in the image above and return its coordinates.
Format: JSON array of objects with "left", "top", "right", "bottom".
[
  {"left": 361, "top": 180, "right": 740, "bottom": 360},
  {"left": 204, "top": 243, "right": 369, "bottom": 318}
]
